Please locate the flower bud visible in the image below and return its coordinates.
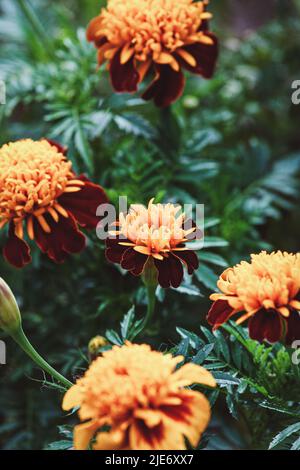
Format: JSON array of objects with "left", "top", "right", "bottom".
[
  {"left": 0, "top": 278, "right": 22, "bottom": 334},
  {"left": 88, "top": 336, "right": 108, "bottom": 356}
]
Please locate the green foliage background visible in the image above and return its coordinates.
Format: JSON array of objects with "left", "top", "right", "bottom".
[{"left": 0, "top": 0, "right": 299, "bottom": 450}]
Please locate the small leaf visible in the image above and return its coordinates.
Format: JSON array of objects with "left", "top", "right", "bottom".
[
  {"left": 192, "top": 344, "right": 215, "bottom": 365},
  {"left": 120, "top": 306, "right": 135, "bottom": 340},
  {"left": 105, "top": 330, "right": 123, "bottom": 346},
  {"left": 269, "top": 423, "right": 300, "bottom": 449}
]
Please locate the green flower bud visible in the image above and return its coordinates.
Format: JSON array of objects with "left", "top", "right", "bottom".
[{"left": 0, "top": 278, "right": 22, "bottom": 334}]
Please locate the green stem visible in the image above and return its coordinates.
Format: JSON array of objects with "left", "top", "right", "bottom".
[
  {"left": 143, "top": 283, "right": 157, "bottom": 332},
  {"left": 11, "top": 327, "right": 73, "bottom": 389},
  {"left": 16, "top": 0, "right": 56, "bottom": 60}
]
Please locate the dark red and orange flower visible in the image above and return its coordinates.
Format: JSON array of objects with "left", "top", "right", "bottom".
[
  {"left": 62, "top": 342, "right": 216, "bottom": 450},
  {"left": 105, "top": 199, "right": 200, "bottom": 288},
  {"left": 0, "top": 139, "right": 108, "bottom": 268},
  {"left": 207, "top": 251, "right": 300, "bottom": 345},
  {"left": 87, "top": 0, "right": 218, "bottom": 107}
]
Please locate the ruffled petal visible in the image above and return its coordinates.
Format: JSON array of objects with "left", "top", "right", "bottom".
[
  {"left": 110, "top": 49, "right": 140, "bottom": 93},
  {"left": 179, "top": 33, "right": 218, "bottom": 79},
  {"left": 121, "top": 248, "right": 148, "bottom": 276},
  {"left": 174, "top": 250, "right": 199, "bottom": 275},
  {"left": 285, "top": 310, "right": 300, "bottom": 345},
  {"left": 105, "top": 237, "right": 131, "bottom": 264},
  {"left": 62, "top": 384, "right": 82, "bottom": 411},
  {"left": 74, "top": 421, "right": 99, "bottom": 451},
  {"left": 171, "top": 363, "right": 216, "bottom": 389},
  {"left": 142, "top": 65, "right": 185, "bottom": 108},
  {"left": 33, "top": 213, "right": 86, "bottom": 263},
  {"left": 248, "top": 309, "right": 282, "bottom": 343},
  {"left": 45, "top": 139, "right": 68, "bottom": 155},
  {"left": 3, "top": 223, "right": 31, "bottom": 268},
  {"left": 154, "top": 253, "right": 184, "bottom": 289},
  {"left": 94, "top": 429, "right": 127, "bottom": 451},
  {"left": 59, "top": 176, "right": 108, "bottom": 230},
  {"left": 160, "top": 390, "right": 211, "bottom": 448},
  {"left": 207, "top": 299, "right": 236, "bottom": 329}
]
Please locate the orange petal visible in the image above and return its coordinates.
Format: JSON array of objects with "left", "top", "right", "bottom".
[
  {"left": 171, "top": 363, "right": 216, "bottom": 388},
  {"left": 62, "top": 384, "right": 82, "bottom": 411}
]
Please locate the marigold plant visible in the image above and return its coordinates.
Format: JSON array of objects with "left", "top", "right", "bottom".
[
  {"left": 63, "top": 342, "right": 216, "bottom": 450},
  {"left": 87, "top": 0, "right": 218, "bottom": 107}
]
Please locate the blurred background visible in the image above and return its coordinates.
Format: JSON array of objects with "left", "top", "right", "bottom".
[{"left": 0, "top": 0, "right": 299, "bottom": 450}]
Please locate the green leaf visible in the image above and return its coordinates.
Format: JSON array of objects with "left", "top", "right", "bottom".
[
  {"left": 213, "top": 372, "right": 240, "bottom": 386},
  {"left": 105, "top": 330, "right": 123, "bottom": 346},
  {"left": 269, "top": 423, "right": 300, "bottom": 449},
  {"left": 120, "top": 306, "right": 135, "bottom": 340},
  {"left": 199, "top": 251, "right": 228, "bottom": 267},
  {"left": 192, "top": 344, "right": 215, "bottom": 365},
  {"left": 176, "top": 327, "right": 203, "bottom": 349},
  {"left": 195, "top": 263, "right": 218, "bottom": 290}
]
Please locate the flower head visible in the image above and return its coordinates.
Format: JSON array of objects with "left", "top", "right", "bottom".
[
  {"left": 0, "top": 139, "right": 108, "bottom": 268},
  {"left": 0, "top": 278, "right": 21, "bottom": 334},
  {"left": 87, "top": 0, "right": 218, "bottom": 107},
  {"left": 106, "top": 199, "right": 200, "bottom": 288},
  {"left": 207, "top": 251, "right": 300, "bottom": 344},
  {"left": 63, "top": 342, "right": 216, "bottom": 450}
]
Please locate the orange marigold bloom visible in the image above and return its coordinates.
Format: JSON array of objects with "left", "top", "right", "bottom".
[
  {"left": 63, "top": 343, "right": 216, "bottom": 450},
  {"left": 207, "top": 251, "right": 300, "bottom": 345},
  {"left": 87, "top": 0, "right": 218, "bottom": 107},
  {"left": 105, "top": 199, "right": 200, "bottom": 288},
  {"left": 0, "top": 139, "right": 108, "bottom": 268}
]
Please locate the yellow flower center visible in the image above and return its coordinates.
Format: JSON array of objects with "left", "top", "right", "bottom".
[
  {"left": 0, "top": 139, "right": 83, "bottom": 237},
  {"left": 93, "top": 0, "right": 213, "bottom": 71},
  {"left": 111, "top": 199, "right": 196, "bottom": 260}
]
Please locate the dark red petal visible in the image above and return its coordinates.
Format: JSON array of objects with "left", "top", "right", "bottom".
[
  {"left": 109, "top": 49, "right": 140, "bottom": 93},
  {"left": 174, "top": 250, "right": 199, "bottom": 275},
  {"left": 179, "top": 33, "right": 219, "bottom": 79},
  {"left": 154, "top": 254, "right": 184, "bottom": 289},
  {"left": 248, "top": 309, "right": 282, "bottom": 344},
  {"left": 105, "top": 237, "right": 131, "bottom": 264},
  {"left": 3, "top": 223, "right": 31, "bottom": 268},
  {"left": 285, "top": 310, "right": 300, "bottom": 345},
  {"left": 45, "top": 139, "right": 68, "bottom": 155},
  {"left": 207, "top": 299, "right": 235, "bottom": 329},
  {"left": 142, "top": 65, "right": 185, "bottom": 108},
  {"left": 33, "top": 213, "right": 86, "bottom": 263},
  {"left": 59, "top": 178, "right": 108, "bottom": 230},
  {"left": 121, "top": 248, "right": 148, "bottom": 276}
]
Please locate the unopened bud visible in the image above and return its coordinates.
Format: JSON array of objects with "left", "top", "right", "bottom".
[
  {"left": 0, "top": 278, "right": 22, "bottom": 334},
  {"left": 88, "top": 336, "right": 108, "bottom": 356}
]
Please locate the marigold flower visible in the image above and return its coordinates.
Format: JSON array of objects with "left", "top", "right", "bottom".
[
  {"left": 87, "top": 0, "right": 218, "bottom": 107},
  {"left": 105, "top": 199, "right": 200, "bottom": 288},
  {"left": 0, "top": 139, "right": 108, "bottom": 268},
  {"left": 207, "top": 251, "right": 300, "bottom": 345},
  {"left": 63, "top": 342, "right": 216, "bottom": 450}
]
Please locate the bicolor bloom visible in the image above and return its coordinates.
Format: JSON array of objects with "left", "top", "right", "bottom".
[
  {"left": 0, "top": 139, "right": 108, "bottom": 268},
  {"left": 207, "top": 251, "right": 300, "bottom": 345},
  {"left": 105, "top": 199, "right": 200, "bottom": 288},
  {"left": 63, "top": 342, "right": 216, "bottom": 450},
  {"left": 87, "top": 0, "right": 218, "bottom": 107}
]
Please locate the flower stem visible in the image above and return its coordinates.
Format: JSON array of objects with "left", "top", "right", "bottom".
[
  {"left": 11, "top": 327, "right": 73, "bottom": 389},
  {"left": 16, "top": 0, "right": 56, "bottom": 60},
  {"left": 143, "top": 282, "right": 157, "bottom": 332}
]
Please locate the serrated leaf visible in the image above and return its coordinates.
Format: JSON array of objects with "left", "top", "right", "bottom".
[
  {"left": 176, "top": 327, "right": 203, "bottom": 349},
  {"left": 213, "top": 372, "right": 240, "bottom": 386},
  {"left": 105, "top": 330, "right": 123, "bottom": 346},
  {"left": 120, "top": 306, "right": 135, "bottom": 340},
  {"left": 192, "top": 344, "right": 215, "bottom": 365},
  {"left": 269, "top": 423, "right": 300, "bottom": 449}
]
